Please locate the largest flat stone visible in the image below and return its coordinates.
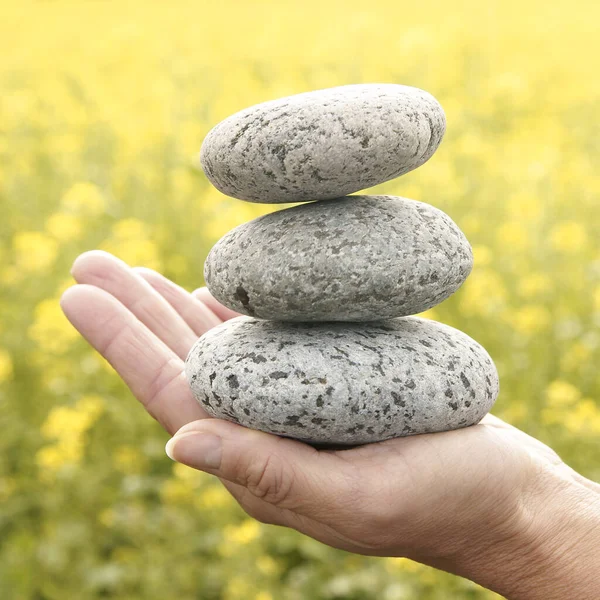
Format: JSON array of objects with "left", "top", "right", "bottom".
[
  {"left": 185, "top": 316, "right": 499, "bottom": 446},
  {"left": 199, "top": 84, "right": 446, "bottom": 203},
  {"left": 204, "top": 196, "right": 473, "bottom": 321}
]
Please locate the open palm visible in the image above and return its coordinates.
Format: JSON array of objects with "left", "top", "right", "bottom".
[{"left": 61, "top": 250, "right": 590, "bottom": 572}]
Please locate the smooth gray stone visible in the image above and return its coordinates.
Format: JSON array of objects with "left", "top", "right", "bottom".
[
  {"left": 204, "top": 196, "right": 473, "bottom": 321},
  {"left": 185, "top": 316, "right": 499, "bottom": 446},
  {"left": 199, "top": 84, "right": 446, "bottom": 203}
]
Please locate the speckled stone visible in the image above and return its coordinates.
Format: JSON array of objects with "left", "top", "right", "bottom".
[
  {"left": 185, "top": 316, "right": 499, "bottom": 446},
  {"left": 199, "top": 84, "right": 446, "bottom": 203},
  {"left": 204, "top": 195, "right": 473, "bottom": 322}
]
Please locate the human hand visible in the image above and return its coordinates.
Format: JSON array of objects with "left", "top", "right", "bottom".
[
  {"left": 60, "top": 250, "right": 237, "bottom": 434},
  {"left": 61, "top": 251, "right": 600, "bottom": 600}
]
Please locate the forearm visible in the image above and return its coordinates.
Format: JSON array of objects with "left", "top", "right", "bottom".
[{"left": 444, "top": 470, "right": 600, "bottom": 599}]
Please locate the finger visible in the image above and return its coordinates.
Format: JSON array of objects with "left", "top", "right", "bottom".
[
  {"left": 169, "top": 429, "right": 384, "bottom": 554},
  {"left": 71, "top": 251, "right": 198, "bottom": 359},
  {"left": 165, "top": 419, "right": 352, "bottom": 519},
  {"left": 60, "top": 284, "right": 207, "bottom": 434},
  {"left": 191, "top": 287, "right": 241, "bottom": 321},
  {"left": 132, "top": 267, "right": 222, "bottom": 336}
]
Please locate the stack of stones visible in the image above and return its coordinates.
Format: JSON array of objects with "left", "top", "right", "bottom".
[{"left": 185, "top": 84, "right": 499, "bottom": 447}]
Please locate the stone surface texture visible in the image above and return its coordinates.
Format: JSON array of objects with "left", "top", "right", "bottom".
[
  {"left": 185, "top": 316, "right": 499, "bottom": 446},
  {"left": 199, "top": 83, "right": 446, "bottom": 203},
  {"left": 204, "top": 195, "right": 473, "bottom": 322}
]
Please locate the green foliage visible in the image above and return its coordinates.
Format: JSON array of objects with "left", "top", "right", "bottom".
[{"left": 0, "top": 0, "right": 599, "bottom": 598}]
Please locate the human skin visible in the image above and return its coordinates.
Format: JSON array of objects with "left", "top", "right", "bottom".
[{"left": 60, "top": 250, "right": 600, "bottom": 599}]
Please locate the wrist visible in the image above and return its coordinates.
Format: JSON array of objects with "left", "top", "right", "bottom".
[{"left": 445, "top": 465, "right": 600, "bottom": 599}]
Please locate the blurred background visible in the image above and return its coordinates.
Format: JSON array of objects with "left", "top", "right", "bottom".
[{"left": 1, "top": 0, "right": 599, "bottom": 598}]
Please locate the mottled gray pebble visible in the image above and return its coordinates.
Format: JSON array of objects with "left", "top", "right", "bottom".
[
  {"left": 185, "top": 316, "right": 499, "bottom": 446},
  {"left": 199, "top": 84, "right": 446, "bottom": 203},
  {"left": 204, "top": 196, "right": 473, "bottom": 322}
]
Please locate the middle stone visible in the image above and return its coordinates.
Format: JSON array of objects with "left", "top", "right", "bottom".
[{"left": 204, "top": 195, "right": 473, "bottom": 322}]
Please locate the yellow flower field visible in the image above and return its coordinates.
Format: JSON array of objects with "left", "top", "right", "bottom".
[{"left": 1, "top": 0, "right": 599, "bottom": 597}]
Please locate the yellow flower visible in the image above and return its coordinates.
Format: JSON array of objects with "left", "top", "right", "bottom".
[
  {"left": 12, "top": 231, "right": 59, "bottom": 272},
  {"left": 113, "top": 446, "right": 148, "bottom": 474},
  {"left": 549, "top": 221, "right": 588, "bottom": 253},
  {"left": 224, "top": 577, "right": 251, "bottom": 600},
  {"left": 460, "top": 214, "right": 481, "bottom": 236},
  {"left": 518, "top": 274, "right": 552, "bottom": 298},
  {"left": 173, "top": 461, "right": 206, "bottom": 486},
  {"left": 166, "top": 254, "right": 189, "bottom": 279},
  {"left": 45, "top": 212, "right": 83, "bottom": 242},
  {"left": 511, "top": 304, "right": 551, "bottom": 335},
  {"left": 219, "top": 519, "right": 262, "bottom": 556},
  {"left": 61, "top": 182, "right": 106, "bottom": 216},
  {"left": 202, "top": 190, "right": 269, "bottom": 242},
  {"left": 98, "top": 509, "right": 115, "bottom": 528},
  {"left": 499, "top": 403, "right": 529, "bottom": 423},
  {"left": 41, "top": 406, "right": 89, "bottom": 439},
  {"left": 560, "top": 342, "right": 593, "bottom": 373},
  {"left": 111, "top": 218, "right": 150, "bottom": 239},
  {"left": 28, "top": 298, "right": 79, "bottom": 353},
  {"left": 35, "top": 397, "right": 98, "bottom": 481},
  {"left": 162, "top": 460, "right": 208, "bottom": 503},
  {"left": 41, "top": 396, "right": 104, "bottom": 440},
  {"left": 104, "top": 236, "right": 161, "bottom": 268},
  {"left": 77, "top": 394, "right": 104, "bottom": 419},
  {"left": 563, "top": 399, "right": 600, "bottom": 435},
  {"left": 397, "top": 183, "right": 423, "bottom": 201},
  {"left": 169, "top": 167, "right": 197, "bottom": 202},
  {"left": 541, "top": 407, "right": 561, "bottom": 427},
  {"left": 0, "top": 265, "right": 23, "bottom": 287},
  {"left": 459, "top": 269, "right": 507, "bottom": 316},
  {"left": 179, "top": 121, "right": 210, "bottom": 157},
  {"left": 37, "top": 395, "right": 104, "bottom": 478},
  {"left": 196, "top": 484, "right": 234, "bottom": 510},
  {"left": 4, "top": 0, "right": 600, "bottom": 591},
  {"left": 160, "top": 479, "right": 194, "bottom": 504},
  {"left": 111, "top": 547, "right": 138, "bottom": 564},
  {"left": 36, "top": 442, "right": 83, "bottom": 472},
  {"left": 417, "top": 308, "right": 438, "bottom": 321},
  {"left": 496, "top": 221, "right": 531, "bottom": 252},
  {"left": 384, "top": 557, "right": 422, "bottom": 573},
  {"left": 55, "top": 277, "right": 76, "bottom": 297},
  {"left": 472, "top": 245, "right": 493, "bottom": 267},
  {"left": 100, "top": 218, "right": 162, "bottom": 270},
  {"left": 456, "top": 132, "right": 489, "bottom": 158},
  {"left": 545, "top": 380, "right": 581, "bottom": 407},
  {"left": 256, "top": 555, "right": 280, "bottom": 576},
  {"left": 49, "top": 132, "right": 82, "bottom": 156},
  {"left": 491, "top": 72, "right": 531, "bottom": 106},
  {"left": 224, "top": 519, "right": 261, "bottom": 545},
  {"left": 593, "top": 286, "right": 600, "bottom": 312},
  {"left": 0, "top": 477, "right": 17, "bottom": 501},
  {"left": 0, "top": 349, "right": 13, "bottom": 383},
  {"left": 507, "top": 192, "right": 542, "bottom": 221}
]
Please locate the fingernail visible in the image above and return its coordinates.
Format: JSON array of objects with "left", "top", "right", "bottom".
[{"left": 165, "top": 432, "right": 222, "bottom": 470}]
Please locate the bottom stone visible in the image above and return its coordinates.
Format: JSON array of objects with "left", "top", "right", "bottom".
[{"left": 185, "top": 316, "right": 499, "bottom": 446}]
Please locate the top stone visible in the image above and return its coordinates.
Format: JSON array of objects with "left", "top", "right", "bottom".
[{"left": 199, "top": 84, "right": 446, "bottom": 203}]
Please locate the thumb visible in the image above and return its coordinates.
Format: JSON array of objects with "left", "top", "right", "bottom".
[{"left": 166, "top": 419, "right": 350, "bottom": 516}]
